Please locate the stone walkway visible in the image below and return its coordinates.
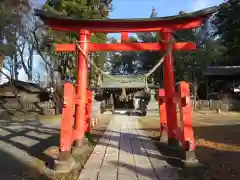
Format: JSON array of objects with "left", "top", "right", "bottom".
[{"left": 78, "top": 115, "right": 179, "bottom": 180}]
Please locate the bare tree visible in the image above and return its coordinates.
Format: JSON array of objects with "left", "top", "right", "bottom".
[
  {"left": 22, "top": 14, "right": 63, "bottom": 114},
  {"left": 15, "top": 35, "right": 34, "bottom": 81}
]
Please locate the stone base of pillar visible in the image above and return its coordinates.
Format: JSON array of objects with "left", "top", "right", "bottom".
[
  {"left": 71, "top": 141, "right": 90, "bottom": 156},
  {"left": 54, "top": 151, "right": 75, "bottom": 172},
  {"left": 182, "top": 150, "right": 200, "bottom": 167}
]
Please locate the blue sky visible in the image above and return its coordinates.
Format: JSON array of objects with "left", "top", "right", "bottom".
[
  {"left": 110, "top": 0, "right": 222, "bottom": 18},
  {"left": 36, "top": 0, "right": 223, "bottom": 18},
  {"left": 10, "top": 0, "right": 223, "bottom": 83},
  {"left": 35, "top": 0, "right": 223, "bottom": 39},
  {"left": 108, "top": 0, "right": 223, "bottom": 38}
]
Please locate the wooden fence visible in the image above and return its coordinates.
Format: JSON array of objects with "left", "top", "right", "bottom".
[
  {"left": 1, "top": 99, "right": 240, "bottom": 115},
  {"left": 0, "top": 97, "right": 101, "bottom": 116},
  {"left": 0, "top": 101, "right": 55, "bottom": 110},
  {"left": 0, "top": 101, "right": 56, "bottom": 115},
  {"left": 194, "top": 99, "right": 240, "bottom": 111}
]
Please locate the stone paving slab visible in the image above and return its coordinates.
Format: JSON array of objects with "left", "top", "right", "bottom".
[{"left": 78, "top": 115, "right": 179, "bottom": 180}]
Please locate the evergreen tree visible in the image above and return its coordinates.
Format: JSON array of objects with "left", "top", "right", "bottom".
[
  {"left": 214, "top": 0, "right": 240, "bottom": 65},
  {"left": 135, "top": 8, "right": 223, "bottom": 85},
  {"left": 136, "top": 8, "right": 165, "bottom": 84},
  {"left": 42, "top": 0, "right": 112, "bottom": 84},
  {"left": 107, "top": 36, "right": 139, "bottom": 75}
]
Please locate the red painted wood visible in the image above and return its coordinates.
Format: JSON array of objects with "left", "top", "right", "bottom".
[
  {"left": 158, "top": 83, "right": 195, "bottom": 151},
  {"left": 55, "top": 42, "right": 196, "bottom": 52},
  {"left": 60, "top": 83, "right": 75, "bottom": 152},
  {"left": 162, "top": 28, "right": 178, "bottom": 140},
  {"left": 44, "top": 18, "right": 204, "bottom": 32},
  {"left": 85, "top": 90, "right": 92, "bottom": 133},
  {"left": 56, "top": 44, "right": 76, "bottom": 52},
  {"left": 158, "top": 89, "right": 167, "bottom": 136},
  {"left": 121, "top": 32, "right": 128, "bottom": 42},
  {"left": 48, "top": 6, "right": 206, "bottom": 161},
  {"left": 178, "top": 81, "right": 195, "bottom": 151},
  {"left": 74, "top": 30, "right": 90, "bottom": 145},
  {"left": 88, "top": 42, "right": 196, "bottom": 51}
]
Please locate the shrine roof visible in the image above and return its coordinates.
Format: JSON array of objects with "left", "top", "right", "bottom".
[
  {"left": 35, "top": 6, "right": 218, "bottom": 32},
  {"left": 102, "top": 75, "right": 156, "bottom": 89},
  {"left": 0, "top": 80, "right": 45, "bottom": 93},
  {"left": 204, "top": 66, "right": 240, "bottom": 76}
]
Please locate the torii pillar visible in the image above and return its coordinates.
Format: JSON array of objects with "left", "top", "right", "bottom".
[
  {"left": 162, "top": 29, "right": 178, "bottom": 146},
  {"left": 55, "top": 30, "right": 90, "bottom": 165},
  {"left": 74, "top": 30, "right": 90, "bottom": 147}
]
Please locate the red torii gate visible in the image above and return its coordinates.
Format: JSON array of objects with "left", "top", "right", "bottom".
[{"left": 35, "top": 6, "right": 216, "bottom": 171}]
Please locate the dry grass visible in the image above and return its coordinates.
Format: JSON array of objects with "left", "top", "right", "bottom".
[{"left": 138, "top": 110, "right": 240, "bottom": 180}]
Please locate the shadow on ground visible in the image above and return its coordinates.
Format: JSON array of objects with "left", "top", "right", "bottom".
[
  {"left": 0, "top": 149, "right": 49, "bottom": 180},
  {"left": 137, "top": 117, "right": 240, "bottom": 180},
  {"left": 1, "top": 112, "right": 239, "bottom": 180},
  {"left": 92, "top": 119, "right": 240, "bottom": 180},
  {"left": 191, "top": 124, "right": 240, "bottom": 180},
  {"left": 0, "top": 113, "right": 111, "bottom": 180},
  {"left": 0, "top": 119, "right": 60, "bottom": 179}
]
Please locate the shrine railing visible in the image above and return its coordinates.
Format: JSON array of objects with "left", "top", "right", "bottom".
[
  {"left": 158, "top": 81, "right": 196, "bottom": 162},
  {"left": 60, "top": 83, "right": 93, "bottom": 158}
]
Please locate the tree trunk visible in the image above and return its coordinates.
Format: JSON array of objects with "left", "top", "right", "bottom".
[
  {"left": 51, "top": 69, "right": 63, "bottom": 115},
  {"left": 14, "top": 55, "right": 18, "bottom": 80},
  {"left": 193, "top": 77, "right": 198, "bottom": 111},
  {"left": 53, "top": 90, "right": 62, "bottom": 114},
  {"left": 28, "top": 55, "right": 33, "bottom": 81},
  {"left": 0, "top": 53, "right": 4, "bottom": 83}
]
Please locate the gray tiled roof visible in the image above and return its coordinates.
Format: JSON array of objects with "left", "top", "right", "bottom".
[
  {"left": 204, "top": 66, "right": 240, "bottom": 76},
  {"left": 102, "top": 75, "right": 145, "bottom": 88},
  {"left": 101, "top": 75, "right": 158, "bottom": 89},
  {"left": 0, "top": 80, "right": 44, "bottom": 93}
]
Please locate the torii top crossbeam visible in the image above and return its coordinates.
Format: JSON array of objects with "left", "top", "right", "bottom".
[{"left": 35, "top": 6, "right": 217, "bottom": 33}]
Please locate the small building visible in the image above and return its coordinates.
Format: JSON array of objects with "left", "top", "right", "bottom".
[
  {"left": 94, "top": 75, "right": 159, "bottom": 115},
  {"left": 203, "top": 66, "right": 240, "bottom": 99},
  {"left": 0, "top": 80, "right": 50, "bottom": 102}
]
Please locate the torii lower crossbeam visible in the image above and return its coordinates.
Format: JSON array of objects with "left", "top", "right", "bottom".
[{"left": 56, "top": 42, "right": 196, "bottom": 52}]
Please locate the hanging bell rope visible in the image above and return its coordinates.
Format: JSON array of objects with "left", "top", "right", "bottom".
[
  {"left": 144, "top": 76, "right": 149, "bottom": 93},
  {"left": 119, "top": 87, "right": 128, "bottom": 101}
]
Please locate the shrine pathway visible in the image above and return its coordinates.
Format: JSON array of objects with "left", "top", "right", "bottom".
[{"left": 78, "top": 114, "right": 179, "bottom": 180}]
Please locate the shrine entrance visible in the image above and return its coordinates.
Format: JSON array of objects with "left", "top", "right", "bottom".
[
  {"left": 99, "top": 75, "right": 153, "bottom": 115},
  {"left": 35, "top": 6, "right": 217, "bottom": 172},
  {"left": 114, "top": 96, "right": 134, "bottom": 109}
]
